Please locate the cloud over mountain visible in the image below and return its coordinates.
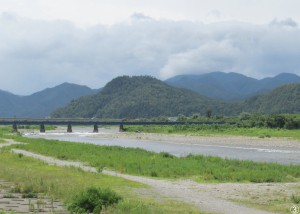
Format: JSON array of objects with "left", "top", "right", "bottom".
[{"left": 0, "top": 12, "right": 300, "bottom": 94}]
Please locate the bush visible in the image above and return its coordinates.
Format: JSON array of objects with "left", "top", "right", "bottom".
[
  {"left": 160, "top": 152, "right": 174, "bottom": 158},
  {"left": 292, "top": 194, "right": 300, "bottom": 204},
  {"left": 150, "top": 171, "right": 158, "bottom": 177},
  {"left": 21, "top": 185, "right": 38, "bottom": 198},
  {"left": 68, "top": 187, "right": 122, "bottom": 213}
]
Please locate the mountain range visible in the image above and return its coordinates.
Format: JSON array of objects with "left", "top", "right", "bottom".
[
  {"left": 51, "top": 76, "right": 300, "bottom": 118},
  {"left": 51, "top": 76, "right": 234, "bottom": 118},
  {"left": 0, "top": 83, "right": 97, "bottom": 118},
  {"left": 1, "top": 72, "right": 299, "bottom": 118},
  {"left": 165, "top": 72, "right": 300, "bottom": 100}
]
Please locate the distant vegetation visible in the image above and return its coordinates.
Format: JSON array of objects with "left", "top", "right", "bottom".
[
  {"left": 126, "top": 114, "right": 300, "bottom": 139},
  {"left": 51, "top": 76, "right": 300, "bottom": 119},
  {"left": 136, "top": 113, "right": 300, "bottom": 129},
  {"left": 126, "top": 124, "right": 300, "bottom": 140}
]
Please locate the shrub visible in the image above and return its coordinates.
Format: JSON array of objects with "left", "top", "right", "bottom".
[
  {"left": 22, "top": 185, "right": 38, "bottom": 198},
  {"left": 22, "top": 192, "right": 38, "bottom": 198},
  {"left": 68, "top": 187, "right": 122, "bottom": 213},
  {"left": 160, "top": 152, "right": 174, "bottom": 158},
  {"left": 292, "top": 194, "right": 300, "bottom": 204},
  {"left": 150, "top": 171, "right": 158, "bottom": 177}
]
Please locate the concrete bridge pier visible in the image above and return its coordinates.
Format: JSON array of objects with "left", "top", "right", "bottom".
[
  {"left": 119, "top": 124, "right": 125, "bottom": 132},
  {"left": 12, "top": 123, "right": 18, "bottom": 132},
  {"left": 93, "top": 124, "right": 99, "bottom": 133},
  {"left": 67, "top": 124, "right": 72, "bottom": 133},
  {"left": 40, "top": 124, "right": 45, "bottom": 133}
]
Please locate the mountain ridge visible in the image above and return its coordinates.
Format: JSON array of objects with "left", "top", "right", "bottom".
[
  {"left": 51, "top": 76, "right": 234, "bottom": 118},
  {"left": 1, "top": 72, "right": 299, "bottom": 118},
  {"left": 165, "top": 72, "right": 300, "bottom": 100},
  {"left": 52, "top": 76, "right": 300, "bottom": 118},
  {"left": 0, "top": 82, "right": 98, "bottom": 118}
]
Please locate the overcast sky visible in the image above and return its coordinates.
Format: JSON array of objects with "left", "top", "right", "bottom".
[{"left": 0, "top": 0, "right": 300, "bottom": 95}]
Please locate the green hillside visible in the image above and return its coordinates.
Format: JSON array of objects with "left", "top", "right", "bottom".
[
  {"left": 51, "top": 76, "right": 234, "bottom": 118},
  {"left": 243, "top": 83, "right": 300, "bottom": 114},
  {"left": 51, "top": 77, "right": 300, "bottom": 119}
]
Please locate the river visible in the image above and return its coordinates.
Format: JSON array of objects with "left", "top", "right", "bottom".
[{"left": 24, "top": 127, "right": 300, "bottom": 165}]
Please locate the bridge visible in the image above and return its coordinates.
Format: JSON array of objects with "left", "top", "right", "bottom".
[{"left": 0, "top": 118, "right": 235, "bottom": 133}]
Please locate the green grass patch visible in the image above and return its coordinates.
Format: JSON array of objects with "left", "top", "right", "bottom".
[
  {"left": 231, "top": 198, "right": 295, "bottom": 214},
  {"left": 7, "top": 135, "right": 300, "bottom": 183},
  {"left": 125, "top": 124, "right": 300, "bottom": 139},
  {"left": 0, "top": 151, "right": 201, "bottom": 213},
  {"left": 292, "top": 194, "right": 300, "bottom": 204}
]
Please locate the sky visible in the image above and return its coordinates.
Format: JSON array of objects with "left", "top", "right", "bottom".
[{"left": 0, "top": 0, "right": 300, "bottom": 95}]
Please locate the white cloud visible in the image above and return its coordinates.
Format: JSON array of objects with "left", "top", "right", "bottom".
[
  {"left": 270, "top": 18, "right": 298, "bottom": 27},
  {"left": 0, "top": 12, "right": 300, "bottom": 94},
  {"left": 160, "top": 40, "right": 242, "bottom": 78}
]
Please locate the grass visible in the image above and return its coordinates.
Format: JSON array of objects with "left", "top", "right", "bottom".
[
  {"left": 0, "top": 150, "right": 201, "bottom": 214},
  {"left": 231, "top": 189, "right": 300, "bottom": 214},
  {"left": 292, "top": 194, "right": 300, "bottom": 204},
  {"left": 5, "top": 134, "right": 300, "bottom": 183},
  {"left": 1, "top": 125, "right": 299, "bottom": 213},
  {"left": 232, "top": 198, "right": 295, "bottom": 214},
  {"left": 125, "top": 124, "right": 300, "bottom": 140}
]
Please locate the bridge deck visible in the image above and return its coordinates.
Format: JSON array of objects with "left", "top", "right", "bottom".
[{"left": 0, "top": 118, "right": 235, "bottom": 126}]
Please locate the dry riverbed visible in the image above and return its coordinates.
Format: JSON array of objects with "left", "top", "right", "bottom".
[{"left": 95, "top": 130, "right": 300, "bottom": 149}]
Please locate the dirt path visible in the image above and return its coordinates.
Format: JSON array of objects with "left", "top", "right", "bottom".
[
  {"left": 11, "top": 149, "right": 280, "bottom": 214},
  {"left": 0, "top": 139, "right": 23, "bottom": 148}
]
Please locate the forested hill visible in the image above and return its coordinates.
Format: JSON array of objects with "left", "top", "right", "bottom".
[
  {"left": 165, "top": 72, "right": 300, "bottom": 100},
  {"left": 51, "top": 76, "right": 235, "bottom": 118},
  {"left": 243, "top": 83, "right": 300, "bottom": 114}
]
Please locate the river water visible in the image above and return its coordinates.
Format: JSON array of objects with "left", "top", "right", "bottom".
[{"left": 24, "top": 127, "right": 300, "bottom": 165}]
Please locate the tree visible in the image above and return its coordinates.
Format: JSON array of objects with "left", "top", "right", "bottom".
[
  {"left": 177, "top": 114, "right": 187, "bottom": 122},
  {"left": 190, "top": 113, "right": 201, "bottom": 120},
  {"left": 206, "top": 109, "right": 212, "bottom": 119}
]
